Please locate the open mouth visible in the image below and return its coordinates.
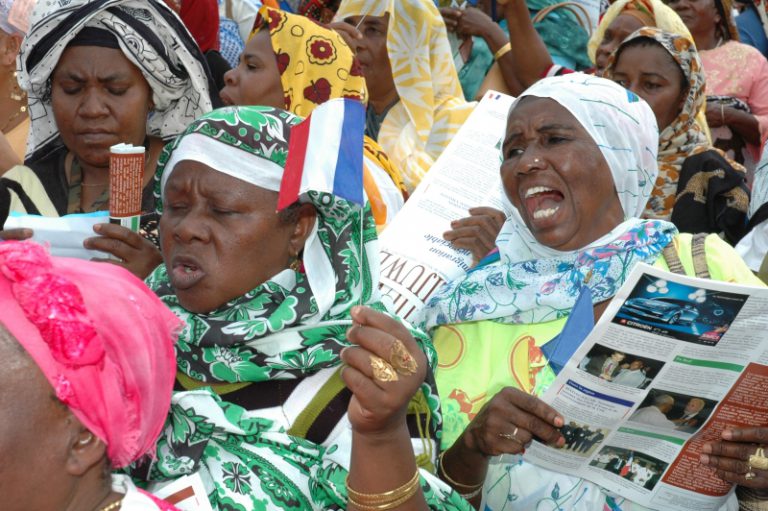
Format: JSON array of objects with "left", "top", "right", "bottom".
[
  {"left": 170, "top": 255, "right": 206, "bottom": 290},
  {"left": 523, "top": 185, "right": 565, "bottom": 222}
]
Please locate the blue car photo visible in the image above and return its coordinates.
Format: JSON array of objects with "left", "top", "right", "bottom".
[{"left": 622, "top": 297, "right": 699, "bottom": 325}]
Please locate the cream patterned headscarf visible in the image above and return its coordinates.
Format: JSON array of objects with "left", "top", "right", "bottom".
[
  {"left": 587, "top": 0, "right": 711, "bottom": 142},
  {"left": 17, "top": 0, "right": 214, "bottom": 161},
  {"left": 335, "top": 0, "right": 473, "bottom": 191},
  {"left": 605, "top": 28, "right": 710, "bottom": 219}
]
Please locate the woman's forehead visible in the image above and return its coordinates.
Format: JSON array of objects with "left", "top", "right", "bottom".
[
  {"left": 53, "top": 45, "right": 143, "bottom": 81},
  {"left": 506, "top": 97, "right": 579, "bottom": 130}
]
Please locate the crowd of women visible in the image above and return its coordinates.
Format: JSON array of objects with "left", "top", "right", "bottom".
[{"left": 2, "top": 0, "right": 768, "bottom": 510}]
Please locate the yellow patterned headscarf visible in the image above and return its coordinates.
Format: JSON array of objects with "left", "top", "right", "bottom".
[
  {"left": 250, "top": 6, "right": 407, "bottom": 218},
  {"left": 587, "top": 0, "right": 691, "bottom": 63},
  {"left": 335, "top": 0, "right": 473, "bottom": 191},
  {"left": 251, "top": 6, "right": 367, "bottom": 117},
  {"left": 588, "top": 0, "right": 710, "bottom": 143}
]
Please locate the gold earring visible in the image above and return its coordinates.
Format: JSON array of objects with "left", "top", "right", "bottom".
[
  {"left": 10, "top": 71, "right": 25, "bottom": 103},
  {"left": 289, "top": 257, "right": 302, "bottom": 272},
  {"left": 77, "top": 432, "right": 94, "bottom": 446}
]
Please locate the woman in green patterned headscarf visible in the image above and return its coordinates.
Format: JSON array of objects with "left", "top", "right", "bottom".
[{"left": 135, "top": 105, "right": 471, "bottom": 511}]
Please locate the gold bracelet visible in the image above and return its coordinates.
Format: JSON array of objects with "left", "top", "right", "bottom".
[
  {"left": 493, "top": 42, "right": 512, "bottom": 61},
  {"left": 346, "top": 469, "right": 420, "bottom": 506},
  {"left": 348, "top": 488, "right": 419, "bottom": 511},
  {"left": 438, "top": 451, "right": 484, "bottom": 490}
]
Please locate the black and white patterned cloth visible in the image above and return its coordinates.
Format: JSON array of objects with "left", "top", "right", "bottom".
[{"left": 17, "top": 0, "right": 216, "bottom": 162}]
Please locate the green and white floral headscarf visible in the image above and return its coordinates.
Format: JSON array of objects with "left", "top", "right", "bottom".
[
  {"left": 148, "top": 105, "right": 387, "bottom": 383},
  {"left": 139, "top": 106, "right": 472, "bottom": 511}
]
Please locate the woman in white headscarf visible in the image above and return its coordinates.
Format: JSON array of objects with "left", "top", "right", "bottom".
[{"left": 407, "top": 74, "right": 762, "bottom": 509}]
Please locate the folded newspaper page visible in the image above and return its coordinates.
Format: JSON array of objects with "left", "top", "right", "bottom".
[
  {"left": 378, "top": 90, "right": 513, "bottom": 320},
  {"left": 522, "top": 263, "right": 768, "bottom": 510}
]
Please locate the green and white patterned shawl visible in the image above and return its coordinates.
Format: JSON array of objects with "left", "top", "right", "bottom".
[
  {"left": 139, "top": 107, "right": 471, "bottom": 511},
  {"left": 148, "top": 106, "right": 385, "bottom": 384}
]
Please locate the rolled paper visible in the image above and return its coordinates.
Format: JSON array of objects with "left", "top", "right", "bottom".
[{"left": 109, "top": 143, "right": 144, "bottom": 233}]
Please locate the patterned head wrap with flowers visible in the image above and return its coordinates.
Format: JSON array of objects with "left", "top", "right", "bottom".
[
  {"left": 606, "top": 27, "right": 711, "bottom": 219},
  {"left": 252, "top": 6, "right": 407, "bottom": 211},
  {"left": 417, "top": 74, "right": 678, "bottom": 331},
  {"left": 335, "top": 0, "right": 473, "bottom": 191},
  {"left": 150, "top": 106, "right": 394, "bottom": 384},
  {"left": 0, "top": 241, "right": 180, "bottom": 468},
  {"left": 586, "top": 0, "right": 712, "bottom": 144},
  {"left": 141, "top": 107, "right": 469, "bottom": 511},
  {"left": 252, "top": 6, "right": 367, "bottom": 118}
]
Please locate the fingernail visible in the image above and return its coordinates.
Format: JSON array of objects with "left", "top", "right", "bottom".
[
  {"left": 554, "top": 416, "right": 564, "bottom": 427},
  {"left": 93, "top": 224, "right": 102, "bottom": 233},
  {"left": 83, "top": 239, "right": 92, "bottom": 249},
  {"left": 521, "top": 448, "right": 526, "bottom": 455},
  {"left": 557, "top": 436, "right": 565, "bottom": 447},
  {"left": 700, "top": 454, "right": 710, "bottom": 464},
  {"left": 722, "top": 429, "right": 733, "bottom": 440},
  {"left": 701, "top": 443, "right": 712, "bottom": 454}
]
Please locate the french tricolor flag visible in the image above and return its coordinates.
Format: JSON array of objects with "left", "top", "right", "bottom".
[{"left": 278, "top": 98, "right": 365, "bottom": 210}]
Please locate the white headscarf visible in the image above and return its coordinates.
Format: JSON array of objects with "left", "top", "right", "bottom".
[
  {"left": 418, "top": 74, "right": 678, "bottom": 331},
  {"left": 497, "top": 73, "right": 660, "bottom": 265},
  {"left": 17, "top": 0, "right": 214, "bottom": 161}
]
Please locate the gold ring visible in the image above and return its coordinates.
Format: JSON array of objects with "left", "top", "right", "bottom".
[
  {"left": 749, "top": 447, "right": 768, "bottom": 471},
  {"left": 370, "top": 355, "right": 398, "bottom": 382},
  {"left": 746, "top": 471, "right": 757, "bottom": 480},
  {"left": 499, "top": 427, "right": 520, "bottom": 442},
  {"left": 389, "top": 339, "right": 418, "bottom": 376}
]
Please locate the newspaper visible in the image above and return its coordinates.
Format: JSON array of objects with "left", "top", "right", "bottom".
[
  {"left": 378, "top": 90, "right": 514, "bottom": 320},
  {"left": 519, "top": 263, "right": 768, "bottom": 510}
]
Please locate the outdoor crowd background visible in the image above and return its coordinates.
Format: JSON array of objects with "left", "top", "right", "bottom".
[{"left": 2, "top": 0, "right": 768, "bottom": 510}]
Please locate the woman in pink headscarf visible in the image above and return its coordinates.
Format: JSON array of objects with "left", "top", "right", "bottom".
[{"left": 0, "top": 240, "right": 181, "bottom": 511}]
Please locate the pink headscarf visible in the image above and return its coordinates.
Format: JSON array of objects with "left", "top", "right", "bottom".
[{"left": 0, "top": 241, "right": 180, "bottom": 468}]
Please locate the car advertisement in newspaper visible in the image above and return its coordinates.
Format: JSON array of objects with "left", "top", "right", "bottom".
[{"left": 521, "top": 263, "right": 768, "bottom": 511}]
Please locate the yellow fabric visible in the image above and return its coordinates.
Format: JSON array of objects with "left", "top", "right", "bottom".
[
  {"left": 434, "top": 233, "right": 764, "bottom": 449},
  {"left": 434, "top": 317, "right": 564, "bottom": 449},
  {"left": 255, "top": 6, "right": 367, "bottom": 117},
  {"left": 335, "top": 0, "right": 474, "bottom": 192},
  {"left": 2, "top": 164, "right": 59, "bottom": 217},
  {"left": 587, "top": 0, "right": 711, "bottom": 143},
  {"left": 253, "top": 6, "right": 407, "bottom": 224}
]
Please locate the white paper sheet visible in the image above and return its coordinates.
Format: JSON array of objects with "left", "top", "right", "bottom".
[{"left": 3, "top": 211, "right": 110, "bottom": 260}]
